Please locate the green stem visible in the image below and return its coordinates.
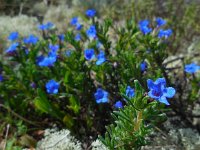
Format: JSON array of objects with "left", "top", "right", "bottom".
[{"left": 134, "top": 111, "right": 143, "bottom": 131}]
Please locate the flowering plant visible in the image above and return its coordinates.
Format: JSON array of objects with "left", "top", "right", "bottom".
[{"left": 0, "top": 7, "right": 199, "bottom": 149}]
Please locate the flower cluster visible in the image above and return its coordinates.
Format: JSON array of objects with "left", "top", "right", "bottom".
[
  {"left": 139, "top": 18, "right": 172, "bottom": 38},
  {"left": 37, "top": 44, "right": 59, "bottom": 67},
  {"left": 23, "top": 34, "right": 38, "bottom": 45},
  {"left": 70, "top": 17, "right": 83, "bottom": 30},
  {"left": 84, "top": 49, "right": 106, "bottom": 65}
]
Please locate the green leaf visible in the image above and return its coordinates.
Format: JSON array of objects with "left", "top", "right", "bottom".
[
  {"left": 63, "top": 114, "right": 74, "bottom": 129},
  {"left": 64, "top": 71, "right": 71, "bottom": 84},
  {"left": 134, "top": 80, "right": 144, "bottom": 98},
  {"left": 67, "top": 95, "right": 80, "bottom": 114},
  {"left": 34, "top": 89, "right": 63, "bottom": 120}
]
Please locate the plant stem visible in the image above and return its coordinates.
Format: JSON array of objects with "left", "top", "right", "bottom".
[
  {"left": 3, "top": 124, "right": 10, "bottom": 150},
  {"left": 134, "top": 111, "right": 143, "bottom": 131}
]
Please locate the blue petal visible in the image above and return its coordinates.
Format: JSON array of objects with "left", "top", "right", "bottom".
[
  {"left": 158, "top": 96, "right": 170, "bottom": 105},
  {"left": 155, "top": 78, "right": 166, "bottom": 85},
  {"left": 53, "top": 89, "right": 58, "bottom": 94},
  {"left": 147, "top": 79, "right": 155, "bottom": 89},
  {"left": 125, "top": 86, "right": 135, "bottom": 98},
  {"left": 96, "top": 99, "right": 102, "bottom": 103},
  {"left": 84, "top": 49, "right": 95, "bottom": 60},
  {"left": 163, "top": 87, "right": 176, "bottom": 98},
  {"left": 156, "top": 17, "right": 166, "bottom": 27},
  {"left": 101, "top": 97, "right": 109, "bottom": 103},
  {"left": 114, "top": 101, "right": 123, "bottom": 108},
  {"left": 103, "top": 91, "right": 109, "bottom": 98},
  {"left": 96, "top": 51, "right": 106, "bottom": 65}
]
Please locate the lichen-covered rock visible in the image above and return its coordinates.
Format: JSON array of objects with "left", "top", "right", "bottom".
[
  {"left": 36, "top": 129, "right": 82, "bottom": 150},
  {"left": 43, "top": 5, "right": 79, "bottom": 33},
  {"left": 142, "top": 127, "right": 200, "bottom": 150},
  {"left": 91, "top": 139, "right": 108, "bottom": 150},
  {"left": 169, "top": 128, "right": 200, "bottom": 150},
  {"left": 0, "top": 15, "right": 39, "bottom": 37}
]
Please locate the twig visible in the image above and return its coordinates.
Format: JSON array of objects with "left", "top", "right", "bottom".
[
  {"left": 3, "top": 124, "right": 10, "bottom": 150},
  {"left": 154, "top": 126, "right": 167, "bottom": 139},
  {"left": 19, "top": 2, "right": 24, "bottom": 15},
  {"left": 0, "top": 104, "right": 40, "bottom": 127},
  {"left": 165, "top": 66, "right": 181, "bottom": 71},
  {"left": 163, "top": 56, "right": 184, "bottom": 66}
]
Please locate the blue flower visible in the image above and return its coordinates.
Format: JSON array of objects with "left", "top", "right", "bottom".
[
  {"left": 30, "top": 82, "right": 36, "bottom": 89},
  {"left": 86, "top": 25, "right": 97, "bottom": 39},
  {"left": 96, "top": 41, "right": 103, "bottom": 49},
  {"left": 86, "top": 9, "right": 96, "bottom": 18},
  {"left": 37, "top": 44, "right": 59, "bottom": 65},
  {"left": 46, "top": 79, "right": 60, "bottom": 94},
  {"left": 38, "top": 22, "right": 54, "bottom": 31},
  {"left": 70, "top": 17, "right": 82, "bottom": 30},
  {"left": 8, "top": 32, "right": 19, "bottom": 41},
  {"left": 158, "top": 29, "right": 172, "bottom": 38},
  {"left": 94, "top": 88, "right": 109, "bottom": 103},
  {"left": 185, "top": 63, "right": 200, "bottom": 74},
  {"left": 37, "top": 44, "right": 58, "bottom": 67},
  {"left": 25, "top": 49, "right": 29, "bottom": 55},
  {"left": 70, "top": 17, "right": 78, "bottom": 26},
  {"left": 140, "top": 61, "right": 148, "bottom": 72},
  {"left": 84, "top": 49, "right": 95, "bottom": 60},
  {"left": 75, "top": 33, "right": 81, "bottom": 41},
  {"left": 96, "top": 50, "right": 106, "bottom": 65},
  {"left": 65, "top": 50, "right": 71, "bottom": 57},
  {"left": 24, "top": 34, "right": 38, "bottom": 44},
  {"left": 147, "top": 78, "right": 176, "bottom": 105},
  {"left": 126, "top": 86, "right": 135, "bottom": 98},
  {"left": 139, "top": 20, "right": 152, "bottom": 34},
  {"left": 58, "top": 34, "right": 65, "bottom": 41},
  {"left": 5, "top": 42, "right": 19, "bottom": 54},
  {"left": 0, "top": 75, "right": 3, "bottom": 82},
  {"left": 75, "top": 23, "right": 83, "bottom": 30},
  {"left": 114, "top": 101, "right": 123, "bottom": 108},
  {"left": 156, "top": 17, "right": 166, "bottom": 27},
  {"left": 139, "top": 20, "right": 149, "bottom": 26},
  {"left": 36, "top": 55, "right": 44, "bottom": 65},
  {"left": 49, "top": 44, "right": 59, "bottom": 53},
  {"left": 38, "top": 56, "right": 57, "bottom": 67}
]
